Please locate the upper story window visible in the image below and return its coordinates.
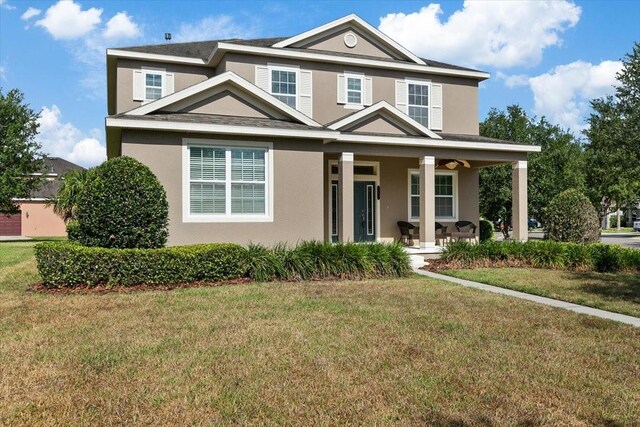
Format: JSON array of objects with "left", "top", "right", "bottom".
[
  {"left": 407, "top": 82, "right": 429, "bottom": 126},
  {"left": 132, "top": 67, "right": 174, "bottom": 104},
  {"left": 270, "top": 68, "right": 297, "bottom": 108},
  {"left": 346, "top": 74, "right": 363, "bottom": 105},
  {"left": 184, "top": 140, "right": 272, "bottom": 222},
  {"left": 145, "top": 72, "right": 163, "bottom": 101}
]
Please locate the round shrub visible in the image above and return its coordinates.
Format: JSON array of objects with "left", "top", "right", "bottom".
[
  {"left": 479, "top": 219, "right": 494, "bottom": 242},
  {"left": 74, "top": 156, "right": 169, "bottom": 248},
  {"left": 544, "top": 189, "right": 600, "bottom": 244}
]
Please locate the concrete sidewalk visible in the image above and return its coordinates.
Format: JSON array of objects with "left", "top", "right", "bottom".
[{"left": 415, "top": 268, "right": 640, "bottom": 328}]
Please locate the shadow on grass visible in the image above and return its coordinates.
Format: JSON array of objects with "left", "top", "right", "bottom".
[{"left": 567, "top": 271, "right": 640, "bottom": 305}]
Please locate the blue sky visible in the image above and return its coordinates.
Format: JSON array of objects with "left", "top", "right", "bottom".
[{"left": 1, "top": 0, "right": 638, "bottom": 166}]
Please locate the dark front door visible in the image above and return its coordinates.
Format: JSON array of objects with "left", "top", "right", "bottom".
[{"left": 354, "top": 181, "right": 376, "bottom": 242}]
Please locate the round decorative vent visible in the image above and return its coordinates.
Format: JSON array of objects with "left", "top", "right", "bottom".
[{"left": 344, "top": 32, "right": 358, "bottom": 48}]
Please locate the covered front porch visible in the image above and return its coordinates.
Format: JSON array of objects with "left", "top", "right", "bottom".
[{"left": 323, "top": 152, "right": 530, "bottom": 250}]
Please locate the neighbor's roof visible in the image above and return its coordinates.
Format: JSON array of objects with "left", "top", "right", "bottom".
[
  {"left": 29, "top": 157, "right": 85, "bottom": 200},
  {"left": 116, "top": 37, "right": 484, "bottom": 73}
]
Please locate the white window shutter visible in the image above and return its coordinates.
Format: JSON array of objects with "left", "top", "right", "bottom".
[
  {"left": 164, "top": 72, "right": 174, "bottom": 97},
  {"left": 133, "top": 70, "right": 144, "bottom": 101},
  {"left": 431, "top": 83, "right": 443, "bottom": 130},
  {"left": 255, "top": 66, "right": 269, "bottom": 92},
  {"left": 364, "top": 77, "right": 373, "bottom": 106},
  {"left": 337, "top": 74, "right": 346, "bottom": 104},
  {"left": 299, "top": 70, "right": 313, "bottom": 117},
  {"left": 395, "top": 80, "right": 407, "bottom": 113}
]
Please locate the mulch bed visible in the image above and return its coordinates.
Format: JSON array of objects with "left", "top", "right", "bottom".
[
  {"left": 27, "top": 277, "right": 253, "bottom": 295},
  {"left": 421, "top": 258, "right": 533, "bottom": 272}
]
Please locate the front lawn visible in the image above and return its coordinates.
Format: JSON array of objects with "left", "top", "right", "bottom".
[
  {"left": 442, "top": 268, "right": 640, "bottom": 318},
  {"left": 1, "top": 241, "right": 639, "bottom": 425}
]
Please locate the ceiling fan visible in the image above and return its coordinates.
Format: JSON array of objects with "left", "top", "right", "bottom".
[{"left": 437, "top": 159, "right": 471, "bottom": 169}]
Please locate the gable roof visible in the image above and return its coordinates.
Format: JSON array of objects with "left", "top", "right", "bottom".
[
  {"left": 123, "top": 71, "right": 321, "bottom": 127},
  {"left": 272, "top": 14, "right": 425, "bottom": 65},
  {"left": 327, "top": 101, "right": 442, "bottom": 139}
]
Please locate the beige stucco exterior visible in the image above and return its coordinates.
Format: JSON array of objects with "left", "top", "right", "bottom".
[
  {"left": 116, "top": 59, "right": 215, "bottom": 114},
  {"left": 218, "top": 53, "right": 480, "bottom": 134},
  {"left": 118, "top": 129, "right": 512, "bottom": 246},
  {"left": 19, "top": 201, "right": 67, "bottom": 237},
  {"left": 299, "top": 27, "right": 396, "bottom": 60}
]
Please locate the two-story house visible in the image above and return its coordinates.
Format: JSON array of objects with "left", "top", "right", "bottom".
[{"left": 105, "top": 14, "right": 540, "bottom": 249}]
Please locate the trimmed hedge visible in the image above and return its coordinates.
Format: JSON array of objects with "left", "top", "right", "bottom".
[
  {"left": 73, "top": 156, "right": 169, "bottom": 249},
  {"left": 442, "top": 240, "right": 640, "bottom": 273},
  {"left": 544, "top": 189, "right": 600, "bottom": 244},
  {"left": 35, "top": 241, "right": 411, "bottom": 288},
  {"left": 35, "top": 242, "right": 247, "bottom": 287},
  {"left": 479, "top": 219, "right": 494, "bottom": 242}
]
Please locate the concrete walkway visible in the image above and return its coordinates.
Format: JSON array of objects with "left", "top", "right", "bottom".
[{"left": 414, "top": 268, "right": 640, "bottom": 328}]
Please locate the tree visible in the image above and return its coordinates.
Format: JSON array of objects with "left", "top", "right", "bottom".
[
  {"left": 49, "top": 169, "right": 89, "bottom": 222},
  {"left": 0, "top": 88, "right": 44, "bottom": 214},
  {"left": 479, "top": 105, "right": 584, "bottom": 226},
  {"left": 584, "top": 43, "right": 640, "bottom": 223},
  {"left": 73, "top": 156, "right": 168, "bottom": 248}
]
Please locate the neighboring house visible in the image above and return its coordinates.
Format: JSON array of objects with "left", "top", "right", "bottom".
[
  {"left": 105, "top": 14, "right": 540, "bottom": 249},
  {"left": 0, "top": 157, "right": 84, "bottom": 237}
]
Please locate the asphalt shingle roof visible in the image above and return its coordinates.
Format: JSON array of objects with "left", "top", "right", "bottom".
[
  {"left": 31, "top": 157, "right": 85, "bottom": 199},
  {"left": 116, "top": 37, "right": 484, "bottom": 73}
]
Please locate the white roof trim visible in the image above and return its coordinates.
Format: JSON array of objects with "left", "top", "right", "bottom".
[
  {"left": 336, "top": 133, "right": 542, "bottom": 152},
  {"left": 327, "top": 101, "right": 442, "bottom": 139},
  {"left": 106, "top": 48, "right": 207, "bottom": 65},
  {"left": 211, "top": 43, "right": 489, "bottom": 80},
  {"left": 107, "top": 45, "right": 489, "bottom": 80},
  {"left": 106, "top": 117, "right": 541, "bottom": 153},
  {"left": 106, "top": 117, "right": 339, "bottom": 140},
  {"left": 123, "top": 71, "right": 321, "bottom": 127},
  {"left": 272, "top": 14, "right": 426, "bottom": 65}
]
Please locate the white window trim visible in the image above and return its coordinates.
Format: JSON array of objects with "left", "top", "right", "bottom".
[
  {"left": 344, "top": 72, "right": 364, "bottom": 109},
  {"left": 405, "top": 79, "right": 431, "bottom": 129},
  {"left": 142, "top": 67, "right": 166, "bottom": 104},
  {"left": 268, "top": 64, "right": 299, "bottom": 110},
  {"left": 182, "top": 138, "right": 274, "bottom": 223},
  {"left": 408, "top": 169, "right": 458, "bottom": 222}
]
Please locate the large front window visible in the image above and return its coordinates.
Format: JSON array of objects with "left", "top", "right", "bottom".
[
  {"left": 407, "top": 82, "right": 429, "bottom": 126},
  {"left": 271, "top": 68, "right": 297, "bottom": 108},
  {"left": 409, "top": 171, "right": 457, "bottom": 221},
  {"left": 187, "top": 143, "right": 270, "bottom": 221}
]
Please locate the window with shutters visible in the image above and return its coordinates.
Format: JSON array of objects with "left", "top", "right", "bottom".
[
  {"left": 345, "top": 74, "right": 363, "bottom": 106},
  {"left": 407, "top": 81, "right": 429, "bottom": 127},
  {"left": 185, "top": 141, "right": 272, "bottom": 222},
  {"left": 408, "top": 170, "right": 458, "bottom": 221},
  {"left": 270, "top": 66, "right": 297, "bottom": 108},
  {"left": 145, "top": 72, "right": 163, "bottom": 101}
]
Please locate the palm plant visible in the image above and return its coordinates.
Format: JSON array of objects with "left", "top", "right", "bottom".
[{"left": 48, "top": 169, "right": 89, "bottom": 222}]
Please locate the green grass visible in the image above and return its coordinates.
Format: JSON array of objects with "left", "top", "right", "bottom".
[
  {"left": 0, "top": 238, "right": 65, "bottom": 268},
  {"left": 601, "top": 227, "right": 636, "bottom": 233},
  {"left": 442, "top": 268, "right": 640, "bottom": 317},
  {"left": 1, "top": 242, "right": 639, "bottom": 425}
]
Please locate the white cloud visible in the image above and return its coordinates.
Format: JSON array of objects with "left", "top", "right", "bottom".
[
  {"left": 103, "top": 12, "right": 140, "bottom": 40},
  {"left": 37, "top": 105, "right": 106, "bottom": 167},
  {"left": 174, "top": 15, "right": 256, "bottom": 42},
  {"left": 378, "top": 1, "right": 581, "bottom": 69},
  {"left": 36, "top": 0, "right": 102, "bottom": 40},
  {"left": 0, "top": 0, "right": 15, "bottom": 10},
  {"left": 21, "top": 7, "right": 41, "bottom": 20},
  {"left": 528, "top": 60, "right": 622, "bottom": 134},
  {"left": 0, "top": 63, "right": 6, "bottom": 81},
  {"left": 496, "top": 72, "right": 530, "bottom": 89}
]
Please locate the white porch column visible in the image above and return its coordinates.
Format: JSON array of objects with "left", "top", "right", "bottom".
[
  {"left": 512, "top": 160, "right": 528, "bottom": 242},
  {"left": 338, "top": 152, "right": 354, "bottom": 242},
  {"left": 419, "top": 156, "right": 436, "bottom": 248}
]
